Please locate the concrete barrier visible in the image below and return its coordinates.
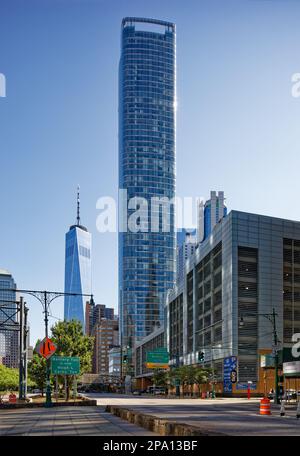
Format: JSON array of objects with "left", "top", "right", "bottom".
[
  {"left": 105, "top": 405, "right": 226, "bottom": 436},
  {"left": 0, "top": 398, "right": 97, "bottom": 409}
]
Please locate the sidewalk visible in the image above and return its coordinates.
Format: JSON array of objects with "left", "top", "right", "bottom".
[{"left": 0, "top": 406, "right": 156, "bottom": 436}]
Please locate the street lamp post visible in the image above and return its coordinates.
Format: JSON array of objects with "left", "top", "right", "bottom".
[
  {"left": 239, "top": 308, "right": 280, "bottom": 404},
  {"left": 169, "top": 352, "right": 180, "bottom": 397},
  {"left": 4, "top": 289, "right": 94, "bottom": 407},
  {"left": 174, "top": 353, "right": 180, "bottom": 397}
]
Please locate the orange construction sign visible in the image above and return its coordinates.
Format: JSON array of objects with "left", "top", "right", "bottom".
[{"left": 35, "top": 337, "right": 57, "bottom": 359}]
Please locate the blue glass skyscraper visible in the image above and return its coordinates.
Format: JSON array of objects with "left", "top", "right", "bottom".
[
  {"left": 119, "top": 18, "right": 176, "bottom": 349},
  {"left": 64, "top": 188, "right": 91, "bottom": 329}
]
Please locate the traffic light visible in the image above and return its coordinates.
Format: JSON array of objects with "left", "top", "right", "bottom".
[
  {"left": 123, "top": 355, "right": 128, "bottom": 364},
  {"left": 198, "top": 351, "right": 205, "bottom": 362}
]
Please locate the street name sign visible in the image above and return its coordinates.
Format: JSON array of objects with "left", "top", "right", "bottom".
[{"left": 51, "top": 356, "right": 80, "bottom": 375}]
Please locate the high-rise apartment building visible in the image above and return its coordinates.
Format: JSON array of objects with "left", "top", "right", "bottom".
[
  {"left": 85, "top": 301, "right": 116, "bottom": 336},
  {"left": 0, "top": 269, "right": 19, "bottom": 368},
  {"left": 176, "top": 230, "right": 197, "bottom": 285},
  {"left": 119, "top": 17, "right": 176, "bottom": 350},
  {"left": 197, "top": 191, "right": 227, "bottom": 243},
  {"left": 92, "top": 318, "right": 119, "bottom": 375},
  {"left": 64, "top": 188, "right": 91, "bottom": 329}
]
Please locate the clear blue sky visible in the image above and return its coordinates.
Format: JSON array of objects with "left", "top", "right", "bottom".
[{"left": 1, "top": 0, "right": 300, "bottom": 344}]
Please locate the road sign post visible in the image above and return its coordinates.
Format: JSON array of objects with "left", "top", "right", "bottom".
[
  {"left": 35, "top": 336, "right": 57, "bottom": 408},
  {"left": 247, "top": 381, "right": 253, "bottom": 400}
]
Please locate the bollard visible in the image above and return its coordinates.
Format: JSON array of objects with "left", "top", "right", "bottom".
[
  {"left": 280, "top": 400, "right": 286, "bottom": 417},
  {"left": 260, "top": 397, "right": 271, "bottom": 415},
  {"left": 9, "top": 393, "right": 17, "bottom": 404}
]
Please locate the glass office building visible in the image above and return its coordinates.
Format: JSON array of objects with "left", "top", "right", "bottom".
[
  {"left": 0, "top": 269, "right": 19, "bottom": 368},
  {"left": 119, "top": 18, "right": 176, "bottom": 349},
  {"left": 64, "top": 193, "right": 91, "bottom": 329}
]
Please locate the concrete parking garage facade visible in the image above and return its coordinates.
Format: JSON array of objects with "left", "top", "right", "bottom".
[{"left": 166, "top": 210, "right": 300, "bottom": 395}]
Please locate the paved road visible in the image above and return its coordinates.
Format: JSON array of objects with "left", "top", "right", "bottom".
[
  {"left": 0, "top": 406, "right": 156, "bottom": 436},
  {"left": 86, "top": 393, "right": 300, "bottom": 436}
]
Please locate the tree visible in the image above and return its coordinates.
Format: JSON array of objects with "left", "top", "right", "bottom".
[
  {"left": 0, "top": 364, "right": 19, "bottom": 393},
  {"left": 172, "top": 365, "right": 193, "bottom": 396},
  {"left": 51, "top": 320, "right": 94, "bottom": 400},
  {"left": 152, "top": 370, "right": 170, "bottom": 393},
  {"left": 28, "top": 350, "right": 46, "bottom": 396},
  {"left": 171, "top": 365, "right": 212, "bottom": 397},
  {"left": 192, "top": 367, "right": 212, "bottom": 397}
]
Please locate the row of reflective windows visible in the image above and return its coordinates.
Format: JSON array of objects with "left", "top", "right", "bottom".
[
  {"left": 123, "top": 54, "right": 174, "bottom": 63},
  {"left": 123, "top": 39, "right": 174, "bottom": 47},
  {"left": 122, "top": 160, "right": 174, "bottom": 168},
  {"left": 121, "top": 148, "right": 174, "bottom": 155},
  {"left": 121, "top": 150, "right": 174, "bottom": 157},
  {"left": 123, "top": 40, "right": 174, "bottom": 48},
  {"left": 122, "top": 117, "right": 174, "bottom": 124},
  {"left": 122, "top": 65, "right": 174, "bottom": 75},
  {"left": 66, "top": 244, "right": 91, "bottom": 259},
  {"left": 122, "top": 176, "right": 174, "bottom": 183},
  {"left": 122, "top": 77, "right": 174, "bottom": 85},
  {"left": 123, "top": 103, "right": 174, "bottom": 110}
]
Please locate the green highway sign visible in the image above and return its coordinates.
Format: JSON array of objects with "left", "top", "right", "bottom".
[
  {"left": 51, "top": 356, "right": 80, "bottom": 375},
  {"left": 146, "top": 347, "right": 169, "bottom": 366}
]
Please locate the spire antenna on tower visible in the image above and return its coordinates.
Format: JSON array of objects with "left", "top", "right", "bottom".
[{"left": 77, "top": 185, "right": 80, "bottom": 226}]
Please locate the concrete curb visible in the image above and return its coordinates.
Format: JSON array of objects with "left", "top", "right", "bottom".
[
  {"left": 0, "top": 399, "right": 97, "bottom": 409},
  {"left": 105, "top": 405, "right": 227, "bottom": 436}
]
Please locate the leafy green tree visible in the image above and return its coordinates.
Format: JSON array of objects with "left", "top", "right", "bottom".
[
  {"left": 152, "top": 370, "right": 170, "bottom": 393},
  {"left": 28, "top": 349, "right": 46, "bottom": 396},
  {"left": 0, "top": 364, "right": 19, "bottom": 393},
  {"left": 171, "top": 365, "right": 212, "bottom": 397},
  {"left": 192, "top": 367, "right": 212, "bottom": 397},
  {"left": 51, "top": 320, "right": 94, "bottom": 400}
]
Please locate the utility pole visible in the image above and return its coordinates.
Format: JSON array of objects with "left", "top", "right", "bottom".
[
  {"left": 175, "top": 353, "right": 180, "bottom": 397},
  {"left": 170, "top": 352, "right": 180, "bottom": 397},
  {"left": 43, "top": 291, "right": 52, "bottom": 408},
  {"left": 18, "top": 297, "right": 24, "bottom": 400},
  {"left": 24, "top": 305, "right": 29, "bottom": 399},
  {"left": 272, "top": 308, "right": 280, "bottom": 405},
  {"left": 120, "top": 328, "right": 123, "bottom": 393},
  {"left": 239, "top": 308, "right": 280, "bottom": 404}
]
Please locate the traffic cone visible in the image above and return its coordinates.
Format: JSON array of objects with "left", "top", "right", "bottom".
[
  {"left": 297, "top": 401, "right": 300, "bottom": 420},
  {"left": 280, "top": 400, "right": 285, "bottom": 417}
]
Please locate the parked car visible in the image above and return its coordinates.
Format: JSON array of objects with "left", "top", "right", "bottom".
[
  {"left": 153, "top": 387, "right": 166, "bottom": 395},
  {"left": 286, "top": 389, "right": 297, "bottom": 400},
  {"left": 268, "top": 389, "right": 298, "bottom": 401},
  {"left": 132, "top": 390, "right": 142, "bottom": 396}
]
